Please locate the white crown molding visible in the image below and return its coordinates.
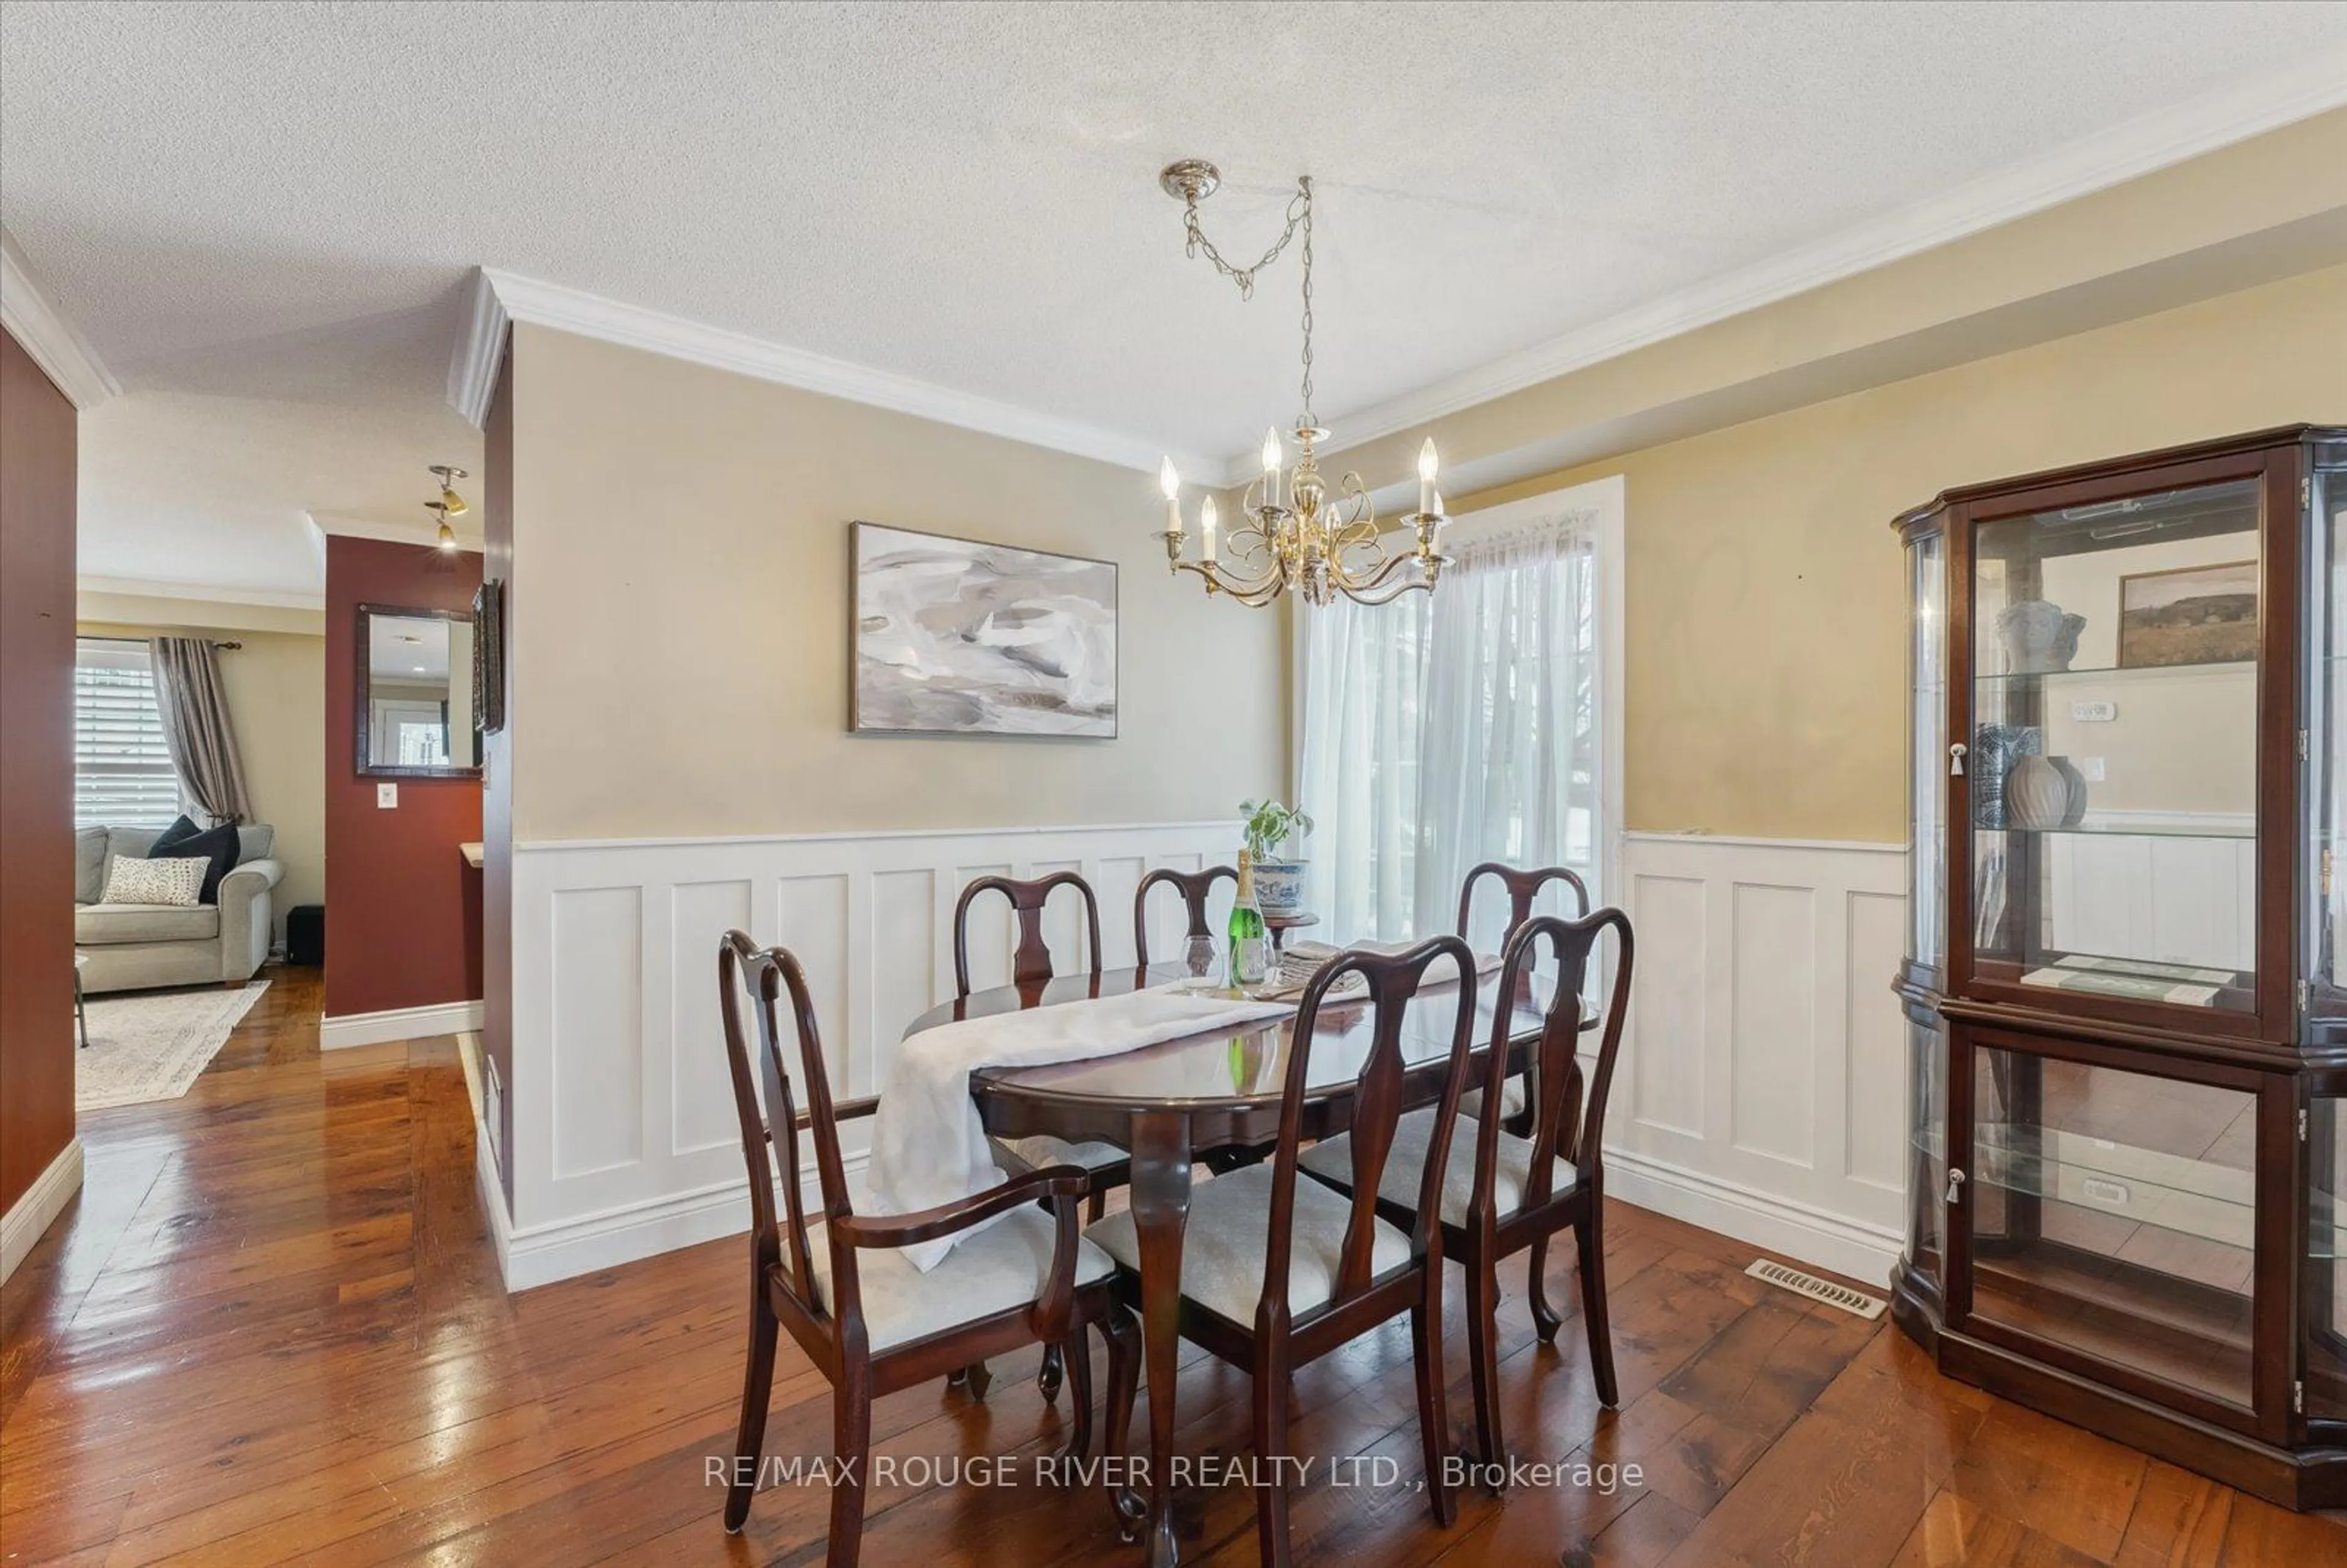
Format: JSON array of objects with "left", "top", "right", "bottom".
[
  {"left": 1213, "top": 48, "right": 2347, "bottom": 482},
  {"left": 446, "top": 267, "right": 510, "bottom": 427},
  {"left": 77, "top": 574, "right": 324, "bottom": 610},
  {"left": 1, "top": 229, "right": 119, "bottom": 411},
  {"left": 445, "top": 266, "right": 1218, "bottom": 477},
  {"left": 306, "top": 510, "right": 483, "bottom": 552}
]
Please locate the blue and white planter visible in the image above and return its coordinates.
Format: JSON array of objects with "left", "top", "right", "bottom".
[{"left": 1252, "top": 859, "right": 1309, "bottom": 918}]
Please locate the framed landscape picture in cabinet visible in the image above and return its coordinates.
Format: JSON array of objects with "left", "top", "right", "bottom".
[{"left": 1892, "top": 425, "right": 2347, "bottom": 1510}]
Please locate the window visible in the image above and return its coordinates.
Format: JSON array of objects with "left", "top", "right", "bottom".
[
  {"left": 1298, "top": 478, "right": 1622, "bottom": 948},
  {"left": 75, "top": 640, "right": 182, "bottom": 829}
]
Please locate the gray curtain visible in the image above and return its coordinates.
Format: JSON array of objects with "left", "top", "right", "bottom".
[{"left": 149, "top": 637, "right": 254, "bottom": 824}]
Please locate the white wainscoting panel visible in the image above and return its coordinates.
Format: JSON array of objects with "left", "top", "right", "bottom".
[
  {"left": 499, "top": 821, "right": 1236, "bottom": 1288},
  {"left": 1608, "top": 834, "right": 1909, "bottom": 1286}
]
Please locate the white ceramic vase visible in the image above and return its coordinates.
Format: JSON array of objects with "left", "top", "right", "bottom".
[{"left": 2005, "top": 755, "right": 2074, "bottom": 830}]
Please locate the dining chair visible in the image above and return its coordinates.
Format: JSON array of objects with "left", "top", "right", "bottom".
[
  {"left": 1456, "top": 862, "right": 1590, "bottom": 1129},
  {"left": 1456, "top": 860, "right": 1590, "bottom": 945},
  {"left": 954, "top": 872, "right": 1128, "bottom": 1212},
  {"left": 1087, "top": 936, "right": 1482, "bottom": 1567},
  {"left": 1133, "top": 863, "right": 1237, "bottom": 973},
  {"left": 1299, "top": 908, "right": 1634, "bottom": 1475},
  {"left": 951, "top": 871, "right": 1126, "bottom": 1400},
  {"left": 716, "top": 931, "right": 1140, "bottom": 1564},
  {"left": 953, "top": 870, "right": 1104, "bottom": 999}
]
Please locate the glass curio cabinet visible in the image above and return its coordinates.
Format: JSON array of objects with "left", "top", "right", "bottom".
[{"left": 1893, "top": 425, "right": 2347, "bottom": 1509}]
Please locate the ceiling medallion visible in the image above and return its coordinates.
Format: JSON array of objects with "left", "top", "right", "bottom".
[{"left": 1153, "top": 161, "right": 1447, "bottom": 609}]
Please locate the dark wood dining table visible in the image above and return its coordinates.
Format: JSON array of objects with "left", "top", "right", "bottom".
[{"left": 901, "top": 961, "right": 1562, "bottom": 1567}]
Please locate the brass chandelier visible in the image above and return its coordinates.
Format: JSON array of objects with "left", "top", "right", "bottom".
[{"left": 1153, "top": 161, "right": 1448, "bottom": 607}]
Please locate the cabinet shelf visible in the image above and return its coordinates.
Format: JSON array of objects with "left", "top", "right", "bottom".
[
  {"left": 1974, "top": 819, "right": 2256, "bottom": 841},
  {"left": 1973, "top": 659, "right": 2255, "bottom": 684}
]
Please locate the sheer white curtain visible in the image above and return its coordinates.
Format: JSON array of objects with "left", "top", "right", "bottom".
[
  {"left": 1298, "top": 588, "right": 1429, "bottom": 942},
  {"left": 1299, "top": 507, "right": 1602, "bottom": 948}
]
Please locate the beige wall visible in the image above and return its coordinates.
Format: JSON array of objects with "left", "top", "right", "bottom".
[
  {"left": 76, "top": 617, "right": 325, "bottom": 937},
  {"left": 1454, "top": 262, "right": 2347, "bottom": 844},
  {"left": 505, "top": 323, "right": 1285, "bottom": 841}
]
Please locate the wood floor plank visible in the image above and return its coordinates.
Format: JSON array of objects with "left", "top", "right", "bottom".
[{"left": 5, "top": 964, "right": 2341, "bottom": 1567}]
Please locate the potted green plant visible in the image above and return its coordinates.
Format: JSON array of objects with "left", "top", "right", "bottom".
[{"left": 1239, "top": 798, "right": 1313, "bottom": 917}]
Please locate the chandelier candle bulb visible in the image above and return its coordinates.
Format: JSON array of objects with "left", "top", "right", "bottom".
[
  {"left": 1200, "top": 495, "right": 1218, "bottom": 563},
  {"left": 1418, "top": 439, "right": 1439, "bottom": 516},
  {"left": 1262, "top": 427, "right": 1282, "bottom": 509},
  {"left": 1159, "top": 456, "right": 1182, "bottom": 538}
]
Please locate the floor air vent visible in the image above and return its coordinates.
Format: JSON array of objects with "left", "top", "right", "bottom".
[{"left": 1744, "top": 1259, "right": 1887, "bottom": 1321}]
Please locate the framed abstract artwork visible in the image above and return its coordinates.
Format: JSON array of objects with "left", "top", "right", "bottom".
[{"left": 850, "top": 522, "right": 1117, "bottom": 738}]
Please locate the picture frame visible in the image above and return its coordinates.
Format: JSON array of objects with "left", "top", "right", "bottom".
[
  {"left": 850, "top": 521, "right": 1118, "bottom": 738},
  {"left": 2116, "top": 559, "right": 2258, "bottom": 669},
  {"left": 472, "top": 577, "right": 505, "bottom": 736}
]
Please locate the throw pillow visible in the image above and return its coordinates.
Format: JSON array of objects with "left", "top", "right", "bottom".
[
  {"left": 149, "top": 815, "right": 242, "bottom": 904},
  {"left": 100, "top": 854, "right": 208, "bottom": 907}
]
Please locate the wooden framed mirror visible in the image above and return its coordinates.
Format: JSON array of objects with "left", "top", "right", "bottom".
[{"left": 354, "top": 603, "right": 481, "bottom": 777}]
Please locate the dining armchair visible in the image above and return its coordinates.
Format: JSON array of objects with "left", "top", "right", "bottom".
[
  {"left": 1133, "top": 863, "right": 1236, "bottom": 973},
  {"left": 1456, "top": 862, "right": 1590, "bottom": 1129},
  {"left": 716, "top": 931, "right": 1140, "bottom": 1564},
  {"left": 1086, "top": 936, "right": 1481, "bottom": 1566},
  {"left": 1300, "top": 908, "right": 1634, "bottom": 1475}
]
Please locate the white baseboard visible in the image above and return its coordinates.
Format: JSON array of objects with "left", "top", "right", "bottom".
[
  {"left": 1, "top": 1137, "right": 85, "bottom": 1284},
  {"left": 1604, "top": 1146, "right": 1904, "bottom": 1289},
  {"left": 474, "top": 1108, "right": 515, "bottom": 1283},
  {"left": 493, "top": 1156, "right": 865, "bottom": 1293},
  {"left": 320, "top": 999, "right": 485, "bottom": 1050}
]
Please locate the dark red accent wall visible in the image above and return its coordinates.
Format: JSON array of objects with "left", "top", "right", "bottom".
[
  {"left": 324, "top": 535, "right": 484, "bottom": 1019},
  {"left": 0, "top": 328, "right": 78, "bottom": 1214}
]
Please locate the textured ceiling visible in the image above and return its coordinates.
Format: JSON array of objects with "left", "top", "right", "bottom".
[{"left": 6, "top": 1, "right": 2346, "bottom": 595}]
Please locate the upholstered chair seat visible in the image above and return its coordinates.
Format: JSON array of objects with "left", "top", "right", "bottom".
[
  {"left": 1089, "top": 1162, "right": 1411, "bottom": 1325},
  {"left": 1299, "top": 1105, "right": 1575, "bottom": 1231},
  {"left": 1002, "top": 1134, "right": 1128, "bottom": 1173},
  {"left": 1457, "top": 1076, "right": 1527, "bottom": 1123},
  {"left": 806, "top": 1203, "right": 1116, "bottom": 1353}
]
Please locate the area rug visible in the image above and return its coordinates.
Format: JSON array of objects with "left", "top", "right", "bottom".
[{"left": 75, "top": 980, "right": 270, "bottom": 1111}]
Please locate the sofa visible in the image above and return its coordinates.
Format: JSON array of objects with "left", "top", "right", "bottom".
[{"left": 74, "top": 824, "right": 284, "bottom": 994}]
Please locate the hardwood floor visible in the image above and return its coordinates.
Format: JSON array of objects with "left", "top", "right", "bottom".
[{"left": 2, "top": 964, "right": 2341, "bottom": 1566}]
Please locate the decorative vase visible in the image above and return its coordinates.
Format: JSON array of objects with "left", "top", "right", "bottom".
[
  {"left": 1971, "top": 724, "right": 2042, "bottom": 829},
  {"left": 2048, "top": 756, "right": 2090, "bottom": 827},
  {"left": 2005, "top": 755, "right": 2071, "bottom": 830},
  {"left": 1995, "top": 601, "right": 2087, "bottom": 674},
  {"left": 1253, "top": 859, "right": 1307, "bottom": 917}
]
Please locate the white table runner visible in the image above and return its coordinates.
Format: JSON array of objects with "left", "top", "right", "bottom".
[{"left": 866, "top": 983, "right": 1294, "bottom": 1270}]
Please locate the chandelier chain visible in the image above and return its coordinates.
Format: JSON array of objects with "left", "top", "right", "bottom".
[
  {"left": 1296, "top": 177, "right": 1315, "bottom": 427},
  {"left": 1180, "top": 179, "right": 1309, "bottom": 304}
]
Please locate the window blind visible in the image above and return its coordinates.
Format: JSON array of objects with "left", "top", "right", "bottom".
[{"left": 75, "top": 640, "right": 183, "bottom": 829}]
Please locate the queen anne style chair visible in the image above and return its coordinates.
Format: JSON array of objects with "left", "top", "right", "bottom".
[
  {"left": 1300, "top": 908, "right": 1634, "bottom": 1474},
  {"left": 1133, "top": 864, "right": 1237, "bottom": 973},
  {"left": 952, "top": 872, "right": 1128, "bottom": 1401},
  {"left": 716, "top": 932, "right": 1140, "bottom": 1564},
  {"left": 1087, "top": 936, "right": 1482, "bottom": 1567},
  {"left": 955, "top": 873, "right": 1130, "bottom": 1220},
  {"left": 1456, "top": 862, "right": 1590, "bottom": 1128}
]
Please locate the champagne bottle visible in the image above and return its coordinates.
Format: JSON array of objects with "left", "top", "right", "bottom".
[{"left": 1229, "top": 849, "right": 1271, "bottom": 989}]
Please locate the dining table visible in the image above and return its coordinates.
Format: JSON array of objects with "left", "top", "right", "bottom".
[{"left": 900, "top": 960, "right": 1568, "bottom": 1567}]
